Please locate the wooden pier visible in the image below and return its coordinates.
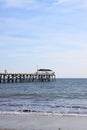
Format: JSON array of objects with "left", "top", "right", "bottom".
[{"left": 0, "top": 69, "right": 56, "bottom": 83}]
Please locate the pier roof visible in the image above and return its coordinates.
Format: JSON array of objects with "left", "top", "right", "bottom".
[{"left": 38, "top": 69, "right": 52, "bottom": 71}]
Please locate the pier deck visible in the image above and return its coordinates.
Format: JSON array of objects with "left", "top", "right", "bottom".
[{"left": 0, "top": 69, "right": 56, "bottom": 83}]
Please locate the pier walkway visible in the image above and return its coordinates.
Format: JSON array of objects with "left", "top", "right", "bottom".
[{"left": 0, "top": 69, "right": 56, "bottom": 83}]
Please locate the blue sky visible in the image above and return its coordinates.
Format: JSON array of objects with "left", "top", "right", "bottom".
[{"left": 0, "top": 0, "right": 87, "bottom": 77}]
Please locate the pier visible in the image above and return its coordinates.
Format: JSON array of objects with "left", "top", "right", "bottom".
[{"left": 0, "top": 69, "right": 56, "bottom": 83}]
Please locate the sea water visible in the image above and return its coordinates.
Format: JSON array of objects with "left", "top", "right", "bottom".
[{"left": 0, "top": 78, "right": 87, "bottom": 115}]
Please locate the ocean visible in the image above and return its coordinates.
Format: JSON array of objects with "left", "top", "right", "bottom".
[{"left": 0, "top": 78, "right": 87, "bottom": 115}]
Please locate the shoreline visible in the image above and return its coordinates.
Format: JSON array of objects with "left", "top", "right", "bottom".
[
  {"left": 0, "top": 112, "right": 87, "bottom": 130},
  {"left": 1, "top": 111, "right": 87, "bottom": 117}
]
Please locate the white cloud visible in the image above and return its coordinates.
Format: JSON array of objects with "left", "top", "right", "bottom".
[
  {"left": 53, "top": 0, "right": 87, "bottom": 10},
  {"left": 56, "top": 0, "right": 73, "bottom": 5},
  {"left": 4, "top": 0, "right": 39, "bottom": 9},
  {"left": 4, "top": 0, "right": 25, "bottom": 7},
  {"left": 0, "top": 43, "right": 4, "bottom": 46},
  {"left": 2, "top": 0, "right": 87, "bottom": 10}
]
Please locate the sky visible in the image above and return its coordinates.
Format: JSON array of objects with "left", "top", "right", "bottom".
[{"left": 0, "top": 0, "right": 87, "bottom": 78}]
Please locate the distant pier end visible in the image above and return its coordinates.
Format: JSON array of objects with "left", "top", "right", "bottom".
[{"left": 0, "top": 69, "right": 56, "bottom": 83}]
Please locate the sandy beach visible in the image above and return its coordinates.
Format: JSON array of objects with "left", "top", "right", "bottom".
[{"left": 0, "top": 112, "right": 87, "bottom": 130}]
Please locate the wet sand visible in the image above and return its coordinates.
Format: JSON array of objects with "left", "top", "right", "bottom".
[{"left": 0, "top": 112, "right": 87, "bottom": 130}]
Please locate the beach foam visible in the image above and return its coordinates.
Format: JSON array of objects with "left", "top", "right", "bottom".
[{"left": 0, "top": 111, "right": 87, "bottom": 117}]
